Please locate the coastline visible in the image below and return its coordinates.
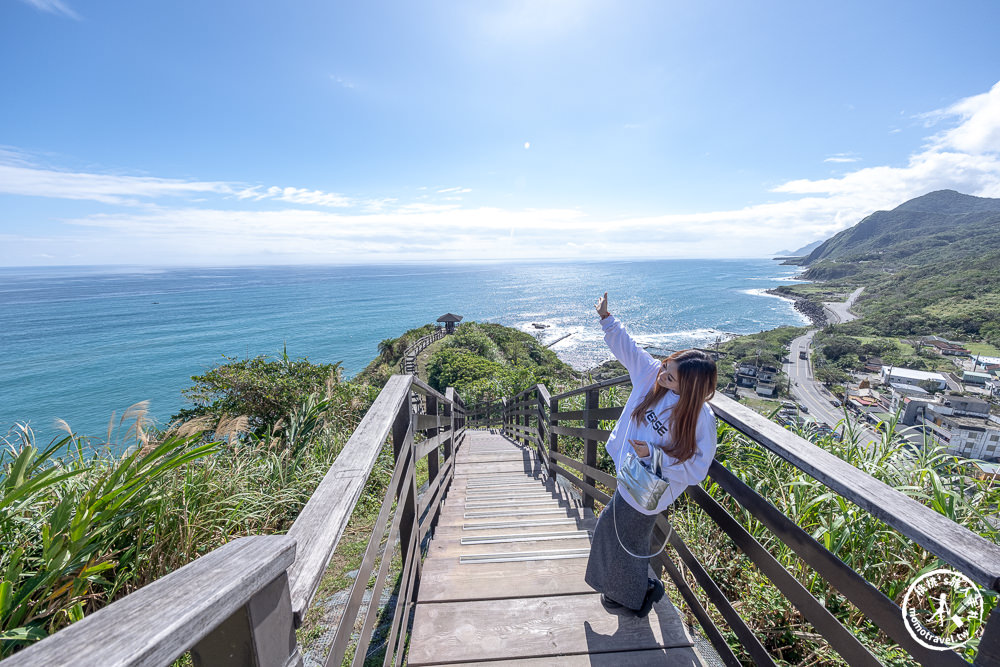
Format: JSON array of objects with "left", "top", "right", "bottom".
[{"left": 765, "top": 288, "right": 827, "bottom": 327}]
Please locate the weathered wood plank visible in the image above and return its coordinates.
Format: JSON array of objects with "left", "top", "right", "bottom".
[
  {"left": 415, "top": 431, "right": 451, "bottom": 460},
  {"left": 408, "top": 594, "right": 692, "bottom": 664},
  {"left": 415, "top": 412, "right": 442, "bottom": 432},
  {"left": 551, "top": 406, "right": 623, "bottom": 422},
  {"left": 549, "top": 424, "right": 613, "bottom": 441},
  {"left": 709, "top": 393, "right": 1000, "bottom": 590},
  {"left": 1, "top": 537, "right": 296, "bottom": 667},
  {"left": 549, "top": 450, "right": 617, "bottom": 489},
  {"left": 428, "top": 533, "right": 592, "bottom": 557},
  {"left": 551, "top": 374, "right": 631, "bottom": 401},
  {"left": 418, "top": 648, "right": 705, "bottom": 666},
  {"left": 432, "top": 516, "right": 596, "bottom": 538},
  {"left": 286, "top": 374, "right": 411, "bottom": 623},
  {"left": 417, "top": 557, "right": 592, "bottom": 602}
]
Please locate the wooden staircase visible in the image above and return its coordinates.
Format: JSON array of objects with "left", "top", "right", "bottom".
[{"left": 408, "top": 430, "right": 707, "bottom": 665}]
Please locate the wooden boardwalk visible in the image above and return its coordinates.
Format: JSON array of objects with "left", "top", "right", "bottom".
[{"left": 408, "top": 430, "right": 706, "bottom": 666}]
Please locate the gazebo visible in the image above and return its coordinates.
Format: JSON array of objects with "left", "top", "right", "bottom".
[{"left": 436, "top": 313, "right": 463, "bottom": 334}]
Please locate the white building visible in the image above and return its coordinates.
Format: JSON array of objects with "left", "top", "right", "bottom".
[
  {"left": 880, "top": 367, "right": 947, "bottom": 391},
  {"left": 912, "top": 399, "right": 1000, "bottom": 461}
]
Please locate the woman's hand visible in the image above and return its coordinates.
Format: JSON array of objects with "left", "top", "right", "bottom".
[
  {"left": 628, "top": 439, "right": 650, "bottom": 457},
  {"left": 595, "top": 292, "right": 610, "bottom": 319}
]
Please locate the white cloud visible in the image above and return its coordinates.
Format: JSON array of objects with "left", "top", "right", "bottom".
[
  {"left": 330, "top": 75, "right": 356, "bottom": 89},
  {"left": 823, "top": 154, "right": 860, "bottom": 163},
  {"left": 236, "top": 185, "right": 353, "bottom": 207},
  {"left": 0, "top": 162, "right": 233, "bottom": 204},
  {"left": 19, "top": 0, "right": 79, "bottom": 19},
  {"left": 6, "top": 80, "right": 1000, "bottom": 264},
  {"left": 925, "top": 80, "right": 1000, "bottom": 154}
]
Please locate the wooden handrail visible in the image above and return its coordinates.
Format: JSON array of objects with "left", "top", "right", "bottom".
[
  {"left": 286, "top": 373, "right": 411, "bottom": 622},
  {"left": 475, "top": 373, "right": 1000, "bottom": 665},
  {"left": 1, "top": 536, "right": 297, "bottom": 667},
  {"left": 3, "top": 374, "right": 468, "bottom": 667}
]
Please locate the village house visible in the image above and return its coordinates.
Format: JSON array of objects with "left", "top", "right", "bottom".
[
  {"left": 896, "top": 393, "right": 1000, "bottom": 461},
  {"left": 880, "top": 366, "right": 948, "bottom": 391},
  {"left": 963, "top": 370, "right": 993, "bottom": 386},
  {"left": 734, "top": 362, "right": 780, "bottom": 396},
  {"left": 920, "top": 336, "right": 971, "bottom": 357}
]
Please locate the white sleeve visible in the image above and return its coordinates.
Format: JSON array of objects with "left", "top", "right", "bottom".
[
  {"left": 600, "top": 315, "right": 659, "bottom": 386},
  {"left": 659, "top": 405, "right": 717, "bottom": 486}
]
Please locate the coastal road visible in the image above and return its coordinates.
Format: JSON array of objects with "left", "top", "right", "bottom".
[{"left": 785, "top": 288, "right": 880, "bottom": 442}]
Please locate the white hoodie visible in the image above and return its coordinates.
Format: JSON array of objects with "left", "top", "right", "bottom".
[{"left": 600, "top": 314, "right": 717, "bottom": 515}]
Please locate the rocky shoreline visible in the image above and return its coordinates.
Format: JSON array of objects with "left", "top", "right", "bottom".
[{"left": 765, "top": 288, "right": 827, "bottom": 327}]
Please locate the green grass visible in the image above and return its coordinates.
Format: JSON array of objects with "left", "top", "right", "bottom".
[
  {"left": 966, "top": 342, "right": 1000, "bottom": 357},
  {"left": 855, "top": 335, "right": 916, "bottom": 356}
]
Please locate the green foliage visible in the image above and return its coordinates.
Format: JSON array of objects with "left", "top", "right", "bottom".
[
  {"left": 178, "top": 349, "right": 342, "bottom": 431},
  {"left": 0, "top": 425, "right": 219, "bottom": 654},
  {"left": 427, "top": 323, "right": 578, "bottom": 403}
]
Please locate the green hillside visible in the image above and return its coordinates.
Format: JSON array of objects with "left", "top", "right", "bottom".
[{"left": 789, "top": 190, "right": 1000, "bottom": 345}]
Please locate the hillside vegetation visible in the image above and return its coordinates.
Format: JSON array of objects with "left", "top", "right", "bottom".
[
  {"left": 784, "top": 190, "right": 1000, "bottom": 345},
  {"left": 426, "top": 323, "right": 579, "bottom": 403}
]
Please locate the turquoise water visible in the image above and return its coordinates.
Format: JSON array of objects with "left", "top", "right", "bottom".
[{"left": 0, "top": 260, "right": 808, "bottom": 442}]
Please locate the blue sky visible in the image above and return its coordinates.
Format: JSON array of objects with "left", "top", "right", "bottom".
[{"left": 2, "top": 0, "right": 1000, "bottom": 265}]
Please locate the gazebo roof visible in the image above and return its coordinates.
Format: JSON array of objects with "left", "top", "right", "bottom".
[{"left": 437, "top": 313, "right": 463, "bottom": 322}]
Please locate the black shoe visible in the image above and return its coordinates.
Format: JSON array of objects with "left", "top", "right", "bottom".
[
  {"left": 600, "top": 594, "right": 625, "bottom": 612},
  {"left": 635, "top": 578, "right": 665, "bottom": 618}
]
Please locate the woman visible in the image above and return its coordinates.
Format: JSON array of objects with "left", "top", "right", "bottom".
[{"left": 584, "top": 292, "right": 718, "bottom": 617}]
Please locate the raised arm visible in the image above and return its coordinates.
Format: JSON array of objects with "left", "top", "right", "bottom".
[{"left": 594, "top": 292, "right": 659, "bottom": 384}]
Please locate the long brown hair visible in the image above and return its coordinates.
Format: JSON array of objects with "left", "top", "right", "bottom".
[{"left": 631, "top": 349, "right": 717, "bottom": 463}]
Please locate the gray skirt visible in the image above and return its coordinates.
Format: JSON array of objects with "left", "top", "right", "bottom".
[{"left": 584, "top": 489, "right": 660, "bottom": 610}]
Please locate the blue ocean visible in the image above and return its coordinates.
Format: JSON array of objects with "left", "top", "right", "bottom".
[{"left": 0, "top": 260, "right": 808, "bottom": 442}]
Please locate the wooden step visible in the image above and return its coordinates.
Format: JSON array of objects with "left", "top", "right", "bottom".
[
  {"left": 428, "top": 530, "right": 592, "bottom": 557},
  {"left": 431, "top": 516, "right": 596, "bottom": 538},
  {"left": 408, "top": 594, "right": 694, "bottom": 664},
  {"left": 435, "top": 506, "right": 587, "bottom": 526},
  {"left": 417, "top": 648, "right": 706, "bottom": 666},
  {"left": 417, "top": 557, "right": 592, "bottom": 603}
]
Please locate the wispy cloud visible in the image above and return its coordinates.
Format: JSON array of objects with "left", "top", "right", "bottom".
[
  {"left": 19, "top": 0, "right": 79, "bottom": 19},
  {"left": 330, "top": 75, "right": 356, "bottom": 89},
  {"left": 236, "top": 185, "right": 354, "bottom": 208},
  {"left": 0, "top": 162, "right": 233, "bottom": 204},
  {"left": 823, "top": 153, "right": 860, "bottom": 163},
  {"left": 6, "top": 80, "right": 1000, "bottom": 264}
]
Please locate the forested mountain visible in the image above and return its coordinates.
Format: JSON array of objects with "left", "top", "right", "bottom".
[
  {"left": 803, "top": 190, "right": 1000, "bottom": 266},
  {"left": 788, "top": 190, "right": 1000, "bottom": 344}
]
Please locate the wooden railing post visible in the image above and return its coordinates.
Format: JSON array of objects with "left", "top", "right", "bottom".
[
  {"left": 443, "top": 388, "right": 455, "bottom": 460},
  {"left": 392, "top": 390, "right": 419, "bottom": 583},
  {"left": 975, "top": 607, "right": 1000, "bottom": 665},
  {"left": 583, "top": 388, "right": 599, "bottom": 509},
  {"left": 426, "top": 393, "right": 439, "bottom": 484},
  {"left": 548, "top": 394, "right": 559, "bottom": 478},
  {"left": 191, "top": 572, "right": 299, "bottom": 667}
]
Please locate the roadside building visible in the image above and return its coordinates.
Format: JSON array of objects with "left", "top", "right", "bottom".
[
  {"left": 756, "top": 365, "right": 778, "bottom": 396},
  {"left": 735, "top": 363, "right": 758, "bottom": 388},
  {"left": 963, "top": 370, "right": 993, "bottom": 386},
  {"left": 880, "top": 367, "right": 947, "bottom": 391},
  {"left": 969, "top": 461, "right": 1000, "bottom": 483},
  {"left": 925, "top": 339, "right": 971, "bottom": 356},
  {"left": 912, "top": 397, "right": 1000, "bottom": 461}
]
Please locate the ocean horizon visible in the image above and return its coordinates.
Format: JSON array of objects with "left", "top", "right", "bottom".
[{"left": 0, "top": 259, "right": 809, "bottom": 443}]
